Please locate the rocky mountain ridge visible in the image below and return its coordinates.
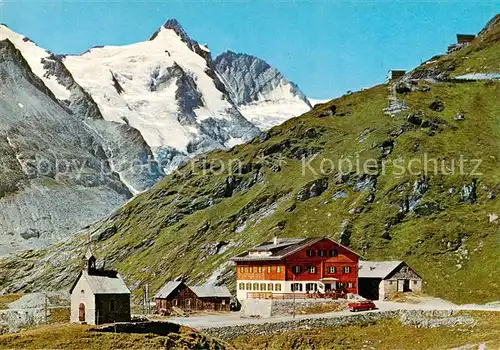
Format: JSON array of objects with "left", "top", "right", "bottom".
[
  {"left": 0, "top": 20, "right": 310, "bottom": 253},
  {"left": 0, "top": 37, "right": 161, "bottom": 254},
  {"left": 0, "top": 14, "right": 498, "bottom": 304},
  {"left": 214, "top": 50, "right": 312, "bottom": 130}
]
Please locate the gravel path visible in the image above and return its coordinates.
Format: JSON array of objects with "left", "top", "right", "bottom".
[{"left": 168, "top": 297, "right": 500, "bottom": 329}]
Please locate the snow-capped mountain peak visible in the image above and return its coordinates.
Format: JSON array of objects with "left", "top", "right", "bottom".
[
  {"left": 63, "top": 21, "right": 259, "bottom": 170},
  {"left": 0, "top": 24, "right": 71, "bottom": 100},
  {"left": 214, "top": 50, "right": 312, "bottom": 130}
]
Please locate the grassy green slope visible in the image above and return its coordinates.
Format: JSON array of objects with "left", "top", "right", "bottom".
[{"left": 1, "top": 15, "right": 499, "bottom": 304}]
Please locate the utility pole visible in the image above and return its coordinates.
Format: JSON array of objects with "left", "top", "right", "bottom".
[
  {"left": 44, "top": 292, "right": 48, "bottom": 324},
  {"left": 292, "top": 273, "right": 296, "bottom": 319},
  {"left": 145, "top": 282, "right": 150, "bottom": 315}
]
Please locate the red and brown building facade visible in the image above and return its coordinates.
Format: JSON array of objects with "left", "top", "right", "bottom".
[{"left": 231, "top": 237, "right": 360, "bottom": 300}]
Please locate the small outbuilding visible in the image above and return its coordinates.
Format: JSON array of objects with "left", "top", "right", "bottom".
[
  {"left": 386, "top": 70, "right": 406, "bottom": 82},
  {"left": 448, "top": 34, "right": 476, "bottom": 53},
  {"left": 70, "top": 249, "right": 131, "bottom": 325},
  {"left": 358, "top": 260, "right": 422, "bottom": 300},
  {"left": 155, "top": 280, "right": 231, "bottom": 314},
  {"left": 456, "top": 34, "right": 476, "bottom": 44}
]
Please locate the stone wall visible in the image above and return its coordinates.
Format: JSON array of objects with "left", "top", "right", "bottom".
[
  {"left": 205, "top": 310, "right": 476, "bottom": 340},
  {"left": 240, "top": 299, "right": 272, "bottom": 318},
  {"left": 241, "top": 298, "right": 348, "bottom": 318},
  {"left": 270, "top": 299, "right": 347, "bottom": 316}
]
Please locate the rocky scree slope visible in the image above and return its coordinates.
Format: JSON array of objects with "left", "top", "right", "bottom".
[
  {"left": 0, "top": 34, "right": 162, "bottom": 255},
  {"left": 1, "top": 16, "right": 499, "bottom": 304},
  {"left": 0, "top": 19, "right": 309, "bottom": 254}
]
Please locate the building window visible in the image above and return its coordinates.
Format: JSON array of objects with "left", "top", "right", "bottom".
[
  {"left": 307, "top": 266, "right": 316, "bottom": 274},
  {"left": 327, "top": 266, "right": 336, "bottom": 274},
  {"left": 240, "top": 266, "right": 245, "bottom": 273},
  {"left": 246, "top": 283, "right": 252, "bottom": 290},
  {"left": 306, "top": 249, "right": 315, "bottom": 257},
  {"left": 275, "top": 283, "right": 282, "bottom": 291},
  {"left": 260, "top": 283, "right": 266, "bottom": 291},
  {"left": 319, "top": 250, "right": 326, "bottom": 257},
  {"left": 277, "top": 266, "right": 281, "bottom": 273},
  {"left": 249, "top": 266, "right": 253, "bottom": 273},
  {"left": 337, "top": 282, "right": 344, "bottom": 289},
  {"left": 292, "top": 266, "right": 302, "bottom": 274},
  {"left": 253, "top": 283, "right": 259, "bottom": 290},
  {"left": 291, "top": 283, "right": 303, "bottom": 292},
  {"left": 413, "top": 280, "right": 418, "bottom": 285},
  {"left": 267, "top": 266, "right": 272, "bottom": 273},
  {"left": 306, "top": 283, "right": 317, "bottom": 292},
  {"left": 347, "top": 282, "right": 354, "bottom": 288},
  {"left": 268, "top": 283, "right": 274, "bottom": 291},
  {"left": 239, "top": 282, "right": 245, "bottom": 290},
  {"left": 329, "top": 250, "right": 338, "bottom": 257},
  {"left": 109, "top": 299, "right": 116, "bottom": 312},
  {"left": 389, "top": 281, "right": 393, "bottom": 285},
  {"left": 258, "top": 266, "right": 263, "bottom": 273},
  {"left": 80, "top": 289, "right": 85, "bottom": 294},
  {"left": 173, "top": 299, "right": 178, "bottom": 306},
  {"left": 343, "top": 266, "right": 351, "bottom": 273}
]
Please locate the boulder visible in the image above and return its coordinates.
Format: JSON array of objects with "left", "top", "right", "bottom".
[
  {"left": 365, "top": 193, "right": 375, "bottom": 203},
  {"left": 429, "top": 100, "right": 445, "bottom": 112},
  {"left": 332, "top": 190, "right": 348, "bottom": 200},
  {"left": 317, "top": 105, "right": 337, "bottom": 118},
  {"left": 20, "top": 229, "right": 40, "bottom": 240},
  {"left": 296, "top": 178, "right": 329, "bottom": 201},
  {"left": 304, "top": 128, "right": 318, "bottom": 138},
  {"left": 460, "top": 180, "right": 477, "bottom": 204},
  {"left": 489, "top": 213, "right": 499, "bottom": 223},
  {"left": 407, "top": 113, "right": 423, "bottom": 126}
]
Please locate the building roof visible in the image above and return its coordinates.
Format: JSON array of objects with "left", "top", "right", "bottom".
[
  {"left": 231, "top": 237, "right": 361, "bottom": 262},
  {"left": 70, "top": 270, "right": 130, "bottom": 295},
  {"left": 154, "top": 280, "right": 183, "bottom": 298},
  {"left": 358, "top": 260, "right": 403, "bottom": 279},
  {"left": 190, "top": 285, "right": 232, "bottom": 298},
  {"left": 155, "top": 281, "right": 231, "bottom": 299}
]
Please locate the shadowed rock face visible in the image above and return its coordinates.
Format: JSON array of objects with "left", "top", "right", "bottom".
[
  {"left": 214, "top": 51, "right": 311, "bottom": 107},
  {"left": 0, "top": 39, "right": 161, "bottom": 254},
  {"left": 214, "top": 51, "right": 312, "bottom": 130}
]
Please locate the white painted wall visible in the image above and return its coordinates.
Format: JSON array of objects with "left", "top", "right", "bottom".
[
  {"left": 70, "top": 273, "right": 96, "bottom": 324},
  {"left": 236, "top": 280, "right": 323, "bottom": 300}
]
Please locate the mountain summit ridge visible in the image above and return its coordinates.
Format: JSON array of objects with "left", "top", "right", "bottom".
[
  {"left": 0, "top": 19, "right": 312, "bottom": 253},
  {"left": 1, "top": 14, "right": 498, "bottom": 304}
]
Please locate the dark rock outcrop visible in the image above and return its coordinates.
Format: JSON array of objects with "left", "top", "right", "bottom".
[{"left": 296, "top": 178, "right": 329, "bottom": 201}]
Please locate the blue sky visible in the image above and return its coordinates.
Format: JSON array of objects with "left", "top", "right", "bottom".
[{"left": 1, "top": 1, "right": 498, "bottom": 98}]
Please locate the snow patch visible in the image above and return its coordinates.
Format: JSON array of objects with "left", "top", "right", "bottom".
[
  {"left": 64, "top": 26, "right": 237, "bottom": 153},
  {"left": 238, "top": 99, "right": 311, "bottom": 130},
  {"left": 454, "top": 72, "right": 500, "bottom": 80},
  {"left": 0, "top": 25, "right": 71, "bottom": 100}
]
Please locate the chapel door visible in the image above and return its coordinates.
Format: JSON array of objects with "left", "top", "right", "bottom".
[{"left": 78, "top": 303, "right": 86, "bottom": 322}]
